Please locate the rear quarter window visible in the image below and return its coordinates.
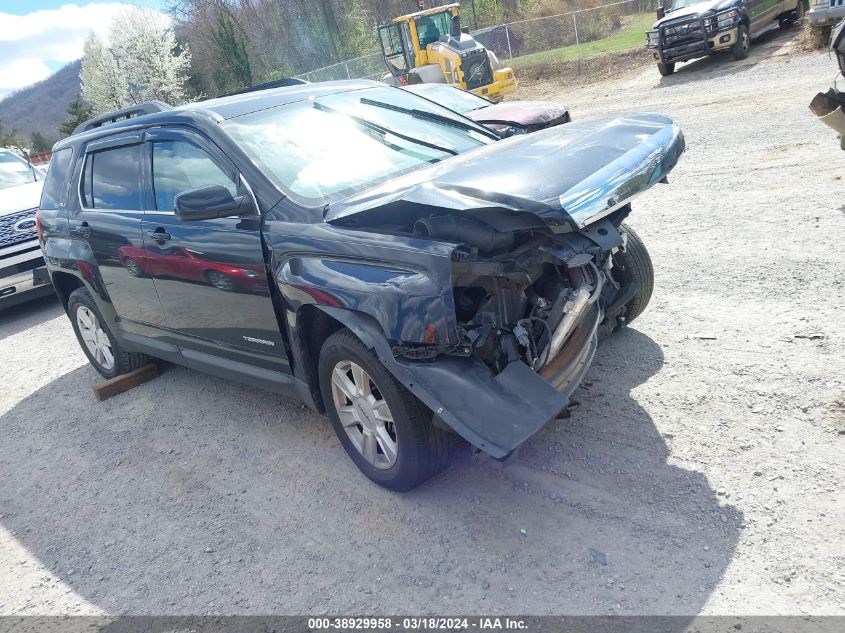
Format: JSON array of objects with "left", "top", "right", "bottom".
[{"left": 39, "top": 148, "right": 73, "bottom": 210}]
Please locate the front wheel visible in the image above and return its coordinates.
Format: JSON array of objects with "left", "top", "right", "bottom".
[
  {"left": 611, "top": 224, "right": 654, "bottom": 326},
  {"left": 319, "top": 329, "right": 454, "bottom": 491},
  {"left": 657, "top": 62, "right": 675, "bottom": 76},
  {"left": 732, "top": 25, "right": 750, "bottom": 60}
]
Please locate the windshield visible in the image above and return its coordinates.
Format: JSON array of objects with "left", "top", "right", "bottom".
[
  {"left": 416, "top": 11, "right": 451, "bottom": 48},
  {"left": 668, "top": 0, "right": 702, "bottom": 10},
  {"left": 0, "top": 151, "right": 37, "bottom": 189},
  {"left": 407, "top": 85, "right": 491, "bottom": 114},
  {"left": 223, "top": 86, "right": 493, "bottom": 205}
]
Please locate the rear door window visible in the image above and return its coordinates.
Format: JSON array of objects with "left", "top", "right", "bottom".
[
  {"left": 81, "top": 144, "right": 143, "bottom": 210},
  {"left": 40, "top": 148, "right": 73, "bottom": 210}
]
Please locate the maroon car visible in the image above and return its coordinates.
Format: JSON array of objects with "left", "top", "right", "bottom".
[
  {"left": 403, "top": 83, "right": 571, "bottom": 137},
  {"left": 117, "top": 245, "right": 267, "bottom": 292}
]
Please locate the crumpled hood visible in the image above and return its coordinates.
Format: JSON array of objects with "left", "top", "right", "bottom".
[
  {"left": 326, "top": 113, "right": 685, "bottom": 232},
  {"left": 652, "top": 0, "right": 737, "bottom": 28},
  {"left": 0, "top": 181, "right": 43, "bottom": 217},
  {"left": 467, "top": 101, "right": 570, "bottom": 127}
]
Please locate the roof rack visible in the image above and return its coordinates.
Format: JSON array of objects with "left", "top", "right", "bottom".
[
  {"left": 72, "top": 101, "right": 173, "bottom": 136},
  {"left": 219, "top": 77, "right": 308, "bottom": 98}
]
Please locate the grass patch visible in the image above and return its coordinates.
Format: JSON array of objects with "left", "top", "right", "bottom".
[{"left": 510, "top": 13, "right": 655, "bottom": 71}]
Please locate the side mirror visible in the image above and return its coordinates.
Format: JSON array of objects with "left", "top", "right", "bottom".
[
  {"left": 657, "top": 5, "right": 666, "bottom": 19},
  {"left": 174, "top": 185, "right": 255, "bottom": 221}
]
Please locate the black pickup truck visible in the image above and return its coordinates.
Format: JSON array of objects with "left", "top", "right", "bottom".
[
  {"left": 646, "top": 0, "right": 807, "bottom": 76},
  {"left": 38, "top": 81, "right": 684, "bottom": 490}
]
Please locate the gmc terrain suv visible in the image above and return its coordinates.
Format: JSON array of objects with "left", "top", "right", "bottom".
[
  {"left": 1, "top": 148, "right": 51, "bottom": 309},
  {"left": 646, "top": 0, "right": 807, "bottom": 76},
  {"left": 39, "top": 81, "right": 684, "bottom": 490}
]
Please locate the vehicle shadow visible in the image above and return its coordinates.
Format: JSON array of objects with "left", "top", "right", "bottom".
[
  {"left": 0, "top": 293, "right": 62, "bottom": 342},
  {"left": 656, "top": 24, "right": 800, "bottom": 86},
  {"left": 0, "top": 327, "right": 741, "bottom": 616}
]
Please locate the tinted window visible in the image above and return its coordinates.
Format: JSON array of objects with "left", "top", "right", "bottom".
[
  {"left": 40, "top": 148, "right": 73, "bottom": 210},
  {"left": 82, "top": 144, "right": 142, "bottom": 210},
  {"left": 152, "top": 141, "right": 236, "bottom": 212}
]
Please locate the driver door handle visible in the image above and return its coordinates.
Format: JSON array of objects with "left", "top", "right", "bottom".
[{"left": 147, "top": 228, "right": 171, "bottom": 242}]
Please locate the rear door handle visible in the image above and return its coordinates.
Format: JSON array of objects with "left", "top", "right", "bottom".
[{"left": 147, "top": 228, "right": 171, "bottom": 242}]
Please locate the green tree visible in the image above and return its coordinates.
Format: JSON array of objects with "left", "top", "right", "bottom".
[
  {"left": 211, "top": 12, "right": 253, "bottom": 93},
  {"left": 30, "top": 131, "right": 51, "bottom": 153},
  {"left": 0, "top": 118, "right": 23, "bottom": 148},
  {"left": 59, "top": 98, "right": 94, "bottom": 136}
]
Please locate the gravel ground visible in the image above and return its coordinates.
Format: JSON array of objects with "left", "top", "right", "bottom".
[{"left": 1, "top": 30, "right": 843, "bottom": 616}]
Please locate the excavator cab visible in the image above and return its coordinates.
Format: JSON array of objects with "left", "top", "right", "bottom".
[{"left": 378, "top": 3, "right": 516, "bottom": 102}]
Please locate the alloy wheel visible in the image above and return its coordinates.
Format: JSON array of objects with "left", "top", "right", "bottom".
[
  {"left": 76, "top": 306, "right": 114, "bottom": 370},
  {"left": 124, "top": 258, "right": 142, "bottom": 276},
  {"left": 330, "top": 360, "right": 398, "bottom": 469},
  {"left": 207, "top": 271, "right": 235, "bottom": 291}
]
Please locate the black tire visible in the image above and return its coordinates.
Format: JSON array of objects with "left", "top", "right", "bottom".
[
  {"left": 68, "top": 287, "right": 149, "bottom": 379},
  {"left": 732, "top": 24, "right": 750, "bottom": 60},
  {"left": 318, "top": 328, "right": 454, "bottom": 491},
  {"left": 657, "top": 62, "right": 675, "bottom": 76},
  {"left": 780, "top": 1, "right": 805, "bottom": 28},
  {"left": 611, "top": 223, "right": 654, "bottom": 326}
]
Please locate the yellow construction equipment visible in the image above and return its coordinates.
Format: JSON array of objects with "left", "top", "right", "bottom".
[{"left": 378, "top": 3, "right": 516, "bottom": 102}]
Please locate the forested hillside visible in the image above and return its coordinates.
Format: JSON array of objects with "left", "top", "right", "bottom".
[{"left": 0, "top": 60, "right": 81, "bottom": 144}]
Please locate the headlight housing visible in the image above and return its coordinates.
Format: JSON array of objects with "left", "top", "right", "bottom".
[
  {"left": 716, "top": 9, "right": 739, "bottom": 30},
  {"left": 646, "top": 31, "right": 659, "bottom": 47}
]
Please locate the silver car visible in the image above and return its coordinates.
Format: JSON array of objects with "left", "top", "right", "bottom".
[
  {"left": 809, "top": 0, "right": 845, "bottom": 26},
  {"left": 0, "top": 149, "right": 51, "bottom": 309}
]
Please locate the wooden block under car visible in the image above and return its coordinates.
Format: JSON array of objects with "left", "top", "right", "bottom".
[{"left": 92, "top": 363, "right": 159, "bottom": 401}]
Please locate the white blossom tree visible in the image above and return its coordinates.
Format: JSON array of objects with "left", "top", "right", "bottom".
[
  {"left": 110, "top": 8, "right": 193, "bottom": 105},
  {"left": 80, "top": 8, "right": 193, "bottom": 115},
  {"left": 80, "top": 32, "right": 129, "bottom": 115}
]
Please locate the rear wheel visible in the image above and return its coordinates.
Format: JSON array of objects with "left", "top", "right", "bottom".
[
  {"left": 68, "top": 287, "right": 149, "bottom": 379},
  {"left": 319, "top": 329, "right": 454, "bottom": 491},
  {"left": 732, "top": 25, "right": 750, "bottom": 60},
  {"left": 657, "top": 62, "right": 675, "bottom": 76},
  {"left": 611, "top": 224, "right": 654, "bottom": 326},
  {"left": 123, "top": 257, "right": 144, "bottom": 277},
  {"left": 780, "top": 1, "right": 805, "bottom": 29}
]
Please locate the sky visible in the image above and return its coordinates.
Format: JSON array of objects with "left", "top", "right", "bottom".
[{"left": 0, "top": 1, "right": 170, "bottom": 100}]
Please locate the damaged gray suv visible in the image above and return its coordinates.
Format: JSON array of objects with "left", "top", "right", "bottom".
[{"left": 38, "top": 81, "right": 684, "bottom": 490}]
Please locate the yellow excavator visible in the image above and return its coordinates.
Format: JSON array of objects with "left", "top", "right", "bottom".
[{"left": 378, "top": 3, "right": 516, "bottom": 102}]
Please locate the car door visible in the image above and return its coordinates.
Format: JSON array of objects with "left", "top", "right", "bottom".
[
  {"left": 140, "top": 127, "right": 289, "bottom": 374},
  {"left": 72, "top": 134, "right": 167, "bottom": 330}
]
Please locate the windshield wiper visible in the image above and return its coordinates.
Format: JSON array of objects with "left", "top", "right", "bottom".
[
  {"left": 312, "top": 101, "right": 457, "bottom": 156},
  {"left": 360, "top": 98, "right": 501, "bottom": 141}
]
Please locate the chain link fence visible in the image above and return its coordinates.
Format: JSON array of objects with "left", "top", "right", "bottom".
[{"left": 295, "top": 0, "right": 661, "bottom": 83}]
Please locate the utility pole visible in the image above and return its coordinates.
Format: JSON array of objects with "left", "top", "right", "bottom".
[{"left": 471, "top": 0, "right": 478, "bottom": 29}]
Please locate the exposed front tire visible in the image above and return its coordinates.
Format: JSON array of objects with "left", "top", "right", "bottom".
[
  {"left": 611, "top": 224, "right": 654, "bottom": 326},
  {"left": 732, "top": 25, "right": 750, "bottom": 60},
  {"left": 318, "top": 328, "right": 454, "bottom": 491},
  {"left": 657, "top": 62, "right": 675, "bottom": 76},
  {"left": 68, "top": 287, "right": 149, "bottom": 379}
]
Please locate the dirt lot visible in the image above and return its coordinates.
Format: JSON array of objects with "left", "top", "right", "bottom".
[{"left": 1, "top": 30, "right": 843, "bottom": 616}]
